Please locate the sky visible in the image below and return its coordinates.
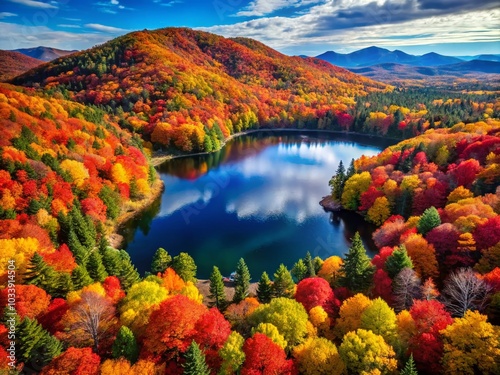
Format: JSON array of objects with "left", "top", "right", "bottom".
[{"left": 0, "top": 0, "right": 499, "bottom": 56}]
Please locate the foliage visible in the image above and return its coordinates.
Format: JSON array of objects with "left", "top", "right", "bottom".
[
  {"left": 183, "top": 341, "right": 210, "bottom": 375},
  {"left": 241, "top": 333, "right": 292, "bottom": 375},
  {"left": 293, "top": 337, "right": 345, "bottom": 375},
  {"left": 171, "top": 252, "right": 197, "bottom": 283},
  {"left": 339, "top": 329, "right": 398, "bottom": 375},
  {"left": 219, "top": 331, "right": 245, "bottom": 375},
  {"left": 208, "top": 265, "right": 227, "bottom": 310},
  {"left": 233, "top": 258, "right": 251, "bottom": 303},
  {"left": 256, "top": 271, "right": 273, "bottom": 304},
  {"left": 112, "top": 326, "right": 139, "bottom": 363},
  {"left": 385, "top": 245, "right": 413, "bottom": 279},
  {"left": 151, "top": 247, "right": 172, "bottom": 274},
  {"left": 272, "top": 264, "right": 295, "bottom": 298},
  {"left": 339, "top": 232, "right": 375, "bottom": 293}
]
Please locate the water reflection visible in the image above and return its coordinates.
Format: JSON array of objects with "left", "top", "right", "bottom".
[{"left": 122, "top": 131, "right": 392, "bottom": 278}]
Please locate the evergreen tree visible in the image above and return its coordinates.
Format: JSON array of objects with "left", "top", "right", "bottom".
[
  {"left": 129, "top": 177, "right": 140, "bottom": 200},
  {"left": 385, "top": 245, "right": 413, "bottom": 279},
  {"left": 50, "top": 272, "right": 73, "bottom": 298},
  {"left": 272, "top": 264, "right": 295, "bottom": 298},
  {"left": 291, "top": 259, "right": 307, "bottom": 282},
  {"left": 304, "top": 251, "right": 316, "bottom": 277},
  {"left": 151, "top": 247, "right": 172, "bottom": 274},
  {"left": 346, "top": 158, "right": 356, "bottom": 179},
  {"left": 117, "top": 250, "right": 140, "bottom": 290},
  {"left": 24, "top": 253, "right": 55, "bottom": 288},
  {"left": 183, "top": 341, "right": 210, "bottom": 375},
  {"left": 71, "top": 265, "right": 93, "bottom": 290},
  {"left": 70, "top": 203, "right": 95, "bottom": 249},
  {"left": 417, "top": 206, "right": 441, "bottom": 235},
  {"left": 330, "top": 160, "right": 346, "bottom": 200},
  {"left": 86, "top": 251, "right": 108, "bottom": 282},
  {"left": 339, "top": 232, "right": 375, "bottom": 294},
  {"left": 67, "top": 228, "right": 87, "bottom": 265},
  {"left": 233, "top": 258, "right": 251, "bottom": 303},
  {"left": 401, "top": 354, "right": 418, "bottom": 375},
  {"left": 112, "top": 326, "right": 139, "bottom": 363},
  {"left": 17, "top": 317, "right": 62, "bottom": 368},
  {"left": 313, "top": 257, "right": 323, "bottom": 274},
  {"left": 101, "top": 247, "right": 121, "bottom": 276},
  {"left": 172, "top": 252, "right": 197, "bottom": 283},
  {"left": 209, "top": 266, "right": 227, "bottom": 310},
  {"left": 257, "top": 271, "right": 273, "bottom": 304}
]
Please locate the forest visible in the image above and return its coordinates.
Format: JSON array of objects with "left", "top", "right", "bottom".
[{"left": 0, "top": 28, "right": 499, "bottom": 375}]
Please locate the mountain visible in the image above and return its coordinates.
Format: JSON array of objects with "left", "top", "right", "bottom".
[
  {"left": 11, "top": 27, "right": 388, "bottom": 153},
  {"left": 12, "top": 46, "right": 77, "bottom": 62},
  {"left": 0, "top": 50, "right": 43, "bottom": 81},
  {"left": 456, "top": 54, "right": 500, "bottom": 62},
  {"left": 316, "top": 47, "right": 462, "bottom": 67},
  {"left": 348, "top": 60, "right": 500, "bottom": 85}
]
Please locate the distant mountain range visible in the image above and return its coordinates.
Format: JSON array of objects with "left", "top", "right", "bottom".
[
  {"left": 12, "top": 46, "right": 77, "bottom": 62},
  {"left": 0, "top": 50, "right": 43, "bottom": 81},
  {"left": 315, "top": 46, "right": 500, "bottom": 68}
]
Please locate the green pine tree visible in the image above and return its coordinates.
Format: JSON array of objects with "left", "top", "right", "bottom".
[
  {"left": 71, "top": 265, "right": 93, "bottom": 290},
  {"left": 86, "top": 251, "right": 108, "bottom": 282},
  {"left": 183, "top": 341, "right": 210, "bottom": 375},
  {"left": 233, "top": 258, "right": 251, "bottom": 303},
  {"left": 172, "top": 252, "right": 197, "bottom": 283},
  {"left": 313, "top": 256, "right": 323, "bottom": 274},
  {"left": 272, "top": 264, "right": 295, "bottom": 298},
  {"left": 151, "top": 248, "right": 172, "bottom": 274},
  {"left": 339, "top": 232, "right": 375, "bottom": 294},
  {"left": 24, "top": 253, "right": 55, "bottom": 288},
  {"left": 70, "top": 203, "right": 95, "bottom": 249},
  {"left": 68, "top": 228, "right": 88, "bottom": 265},
  {"left": 112, "top": 326, "right": 139, "bottom": 363},
  {"left": 257, "top": 271, "right": 273, "bottom": 304},
  {"left": 117, "top": 250, "right": 140, "bottom": 290},
  {"left": 401, "top": 354, "right": 418, "bottom": 375},
  {"left": 346, "top": 158, "right": 356, "bottom": 179},
  {"left": 209, "top": 266, "right": 227, "bottom": 310},
  {"left": 50, "top": 272, "right": 73, "bottom": 298},
  {"left": 304, "top": 251, "right": 316, "bottom": 277},
  {"left": 101, "top": 247, "right": 122, "bottom": 276},
  {"left": 17, "top": 317, "right": 62, "bottom": 367},
  {"left": 291, "top": 259, "right": 307, "bottom": 282},
  {"left": 417, "top": 206, "right": 441, "bottom": 235},
  {"left": 330, "top": 160, "right": 346, "bottom": 200},
  {"left": 385, "top": 245, "right": 413, "bottom": 279}
]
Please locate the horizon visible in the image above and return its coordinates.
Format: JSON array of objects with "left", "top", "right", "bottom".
[{"left": 0, "top": 0, "right": 499, "bottom": 57}]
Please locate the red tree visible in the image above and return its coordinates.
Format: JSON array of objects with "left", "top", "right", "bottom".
[
  {"left": 241, "top": 333, "right": 294, "bottom": 375},
  {"left": 474, "top": 216, "right": 500, "bottom": 251},
  {"left": 295, "top": 277, "right": 339, "bottom": 315},
  {"left": 40, "top": 347, "right": 100, "bottom": 375},
  {"left": 0, "top": 284, "right": 50, "bottom": 319},
  {"left": 38, "top": 298, "right": 70, "bottom": 334}
]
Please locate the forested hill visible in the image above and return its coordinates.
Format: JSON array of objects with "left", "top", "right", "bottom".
[{"left": 11, "top": 28, "right": 389, "bottom": 153}]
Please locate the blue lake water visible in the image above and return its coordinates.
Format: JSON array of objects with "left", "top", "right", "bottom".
[{"left": 121, "top": 131, "right": 392, "bottom": 279}]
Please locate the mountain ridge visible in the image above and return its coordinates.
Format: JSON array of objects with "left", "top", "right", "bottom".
[
  {"left": 12, "top": 46, "right": 78, "bottom": 62},
  {"left": 0, "top": 50, "right": 44, "bottom": 81}
]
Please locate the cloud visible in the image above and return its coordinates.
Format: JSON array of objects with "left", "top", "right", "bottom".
[
  {"left": 156, "top": 0, "right": 183, "bottom": 7},
  {"left": 235, "top": 0, "right": 324, "bottom": 17},
  {"left": 7, "top": 0, "right": 58, "bottom": 9},
  {"left": 202, "top": 0, "right": 500, "bottom": 55},
  {"left": 0, "top": 21, "right": 114, "bottom": 50},
  {"left": 84, "top": 23, "right": 129, "bottom": 33},
  {"left": 0, "top": 12, "right": 18, "bottom": 19},
  {"left": 57, "top": 24, "right": 81, "bottom": 28},
  {"left": 94, "top": 0, "right": 134, "bottom": 13}
]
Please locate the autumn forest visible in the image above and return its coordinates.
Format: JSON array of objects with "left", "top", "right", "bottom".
[{"left": 0, "top": 27, "right": 499, "bottom": 375}]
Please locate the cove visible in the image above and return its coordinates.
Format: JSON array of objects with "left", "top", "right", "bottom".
[{"left": 121, "top": 131, "right": 394, "bottom": 279}]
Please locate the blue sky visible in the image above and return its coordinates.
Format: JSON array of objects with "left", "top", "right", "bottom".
[{"left": 0, "top": 0, "right": 499, "bottom": 56}]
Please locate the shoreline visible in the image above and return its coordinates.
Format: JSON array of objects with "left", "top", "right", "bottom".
[
  {"left": 107, "top": 177, "right": 165, "bottom": 249},
  {"left": 151, "top": 128, "right": 401, "bottom": 167}
]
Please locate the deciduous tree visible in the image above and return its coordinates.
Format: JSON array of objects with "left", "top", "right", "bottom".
[{"left": 293, "top": 337, "right": 345, "bottom": 375}]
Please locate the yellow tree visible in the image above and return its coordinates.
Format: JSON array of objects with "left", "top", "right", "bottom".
[
  {"left": 341, "top": 172, "right": 372, "bottom": 210},
  {"left": 441, "top": 311, "right": 500, "bottom": 375},
  {"left": 339, "top": 329, "right": 397, "bottom": 374},
  {"left": 317, "top": 256, "right": 343, "bottom": 286},
  {"left": 335, "top": 293, "right": 373, "bottom": 339},
  {"left": 360, "top": 297, "right": 397, "bottom": 345},
  {"left": 60, "top": 159, "right": 89, "bottom": 188},
  {"left": 403, "top": 234, "right": 439, "bottom": 280},
  {"left": 367, "top": 196, "right": 391, "bottom": 226},
  {"left": 293, "top": 337, "right": 345, "bottom": 375}
]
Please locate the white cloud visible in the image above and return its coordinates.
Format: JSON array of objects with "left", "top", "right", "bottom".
[
  {"left": 111, "top": 0, "right": 119, "bottom": 4},
  {"left": 159, "top": 0, "right": 183, "bottom": 7},
  {"left": 0, "top": 12, "right": 18, "bottom": 19},
  {"left": 0, "top": 21, "right": 113, "bottom": 50},
  {"left": 57, "top": 24, "right": 81, "bottom": 28},
  {"left": 201, "top": 7, "right": 500, "bottom": 55},
  {"left": 84, "top": 23, "right": 129, "bottom": 33},
  {"left": 235, "top": 0, "right": 324, "bottom": 17},
  {"left": 7, "top": 0, "right": 58, "bottom": 9}
]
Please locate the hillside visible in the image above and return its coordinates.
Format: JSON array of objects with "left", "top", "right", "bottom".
[
  {"left": 0, "top": 50, "right": 43, "bottom": 81},
  {"left": 13, "top": 46, "right": 77, "bottom": 62},
  {"left": 348, "top": 61, "right": 500, "bottom": 86},
  {"left": 11, "top": 27, "right": 389, "bottom": 153}
]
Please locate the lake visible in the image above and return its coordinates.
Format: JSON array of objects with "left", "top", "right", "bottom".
[{"left": 121, "top": 131, "right": 393, "bottom": 279}]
